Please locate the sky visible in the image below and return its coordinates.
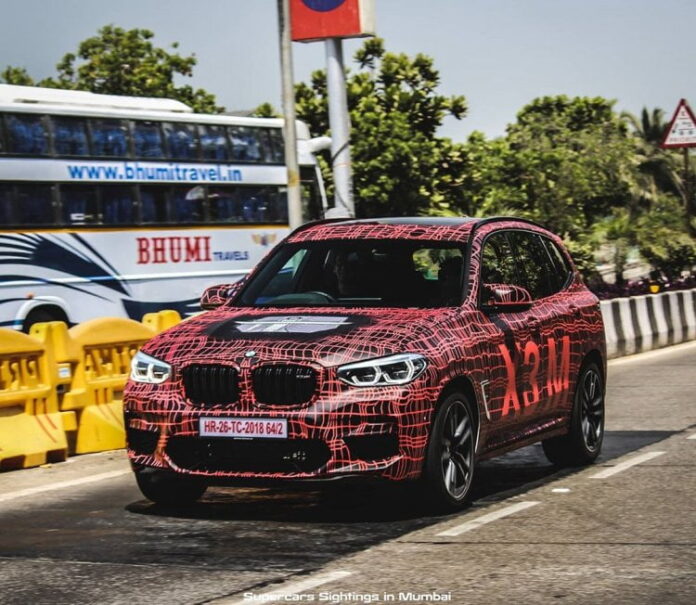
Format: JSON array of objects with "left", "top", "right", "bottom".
[{"left": 0, "top": 0, "right": 694, "bottom": 142}]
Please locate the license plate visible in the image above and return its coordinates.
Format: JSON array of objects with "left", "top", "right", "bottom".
[{"left": 199, "top": 417, "right": 288, "bottom": 439}]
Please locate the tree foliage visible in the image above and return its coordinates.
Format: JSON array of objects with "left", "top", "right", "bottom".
[
  {"left": 466, "top": 96, "right": 696, "bottom": 282},
  {"left": 294, "top": 38, "right": 469, "bottom": 217},
  {"left": 1, "top": 25, "right": 222, "bottom": 113}
]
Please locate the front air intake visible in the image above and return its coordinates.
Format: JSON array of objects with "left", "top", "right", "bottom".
[
  {"left": 252, "top": 364, "right": 317, "bottom": 406},
  {"left": 182, "top": 364, "right": 239, "bottom": 406}
]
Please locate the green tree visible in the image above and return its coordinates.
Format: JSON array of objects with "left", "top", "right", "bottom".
[
  {"left": 293, "top": 38, "right": 469, "bottom": 217},
  {"left": 463, "top": 96, "right": 635, "bottom": 239},
  {"left": 0, "top": 66, "right": 35, "bottom": 86},
  {"left": 622, "top": 107, "right": 695, "bottom": 235},
  {"left": 1, "top": 25, "right": 222, "bottom": 113}
]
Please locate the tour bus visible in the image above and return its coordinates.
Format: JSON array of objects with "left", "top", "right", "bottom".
[{"left": 0, "top": 84, "right": 328, "bottom": 331}]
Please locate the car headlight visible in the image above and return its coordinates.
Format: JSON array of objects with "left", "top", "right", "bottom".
[
  {"left": 337, "top": 353, "right": 427, "bottom": 387},
  {"left": 130, "top": 351, "right": 172, "bottom": 384}
]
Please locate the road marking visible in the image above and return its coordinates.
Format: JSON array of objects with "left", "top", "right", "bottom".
[
  {"left": 590, "top": 451, "right": 665, "bottom": 479},
  {"left": 435, "top": 501, "right": 540, "bottom": 537},
  {"left": 0, "top": 470, "right": 131, "bottom": 504},
  {"left": 687, "top": 433, "right": 696, "bottom": 440},
  {"left": 551, "top": 488, "right": 571, "bottom": 493},
  {"left": 608, "top": 340, "right": 696, "bottom": 367},
  {"left": 217, "top": 570, "right": 353, "bottom": 604}
]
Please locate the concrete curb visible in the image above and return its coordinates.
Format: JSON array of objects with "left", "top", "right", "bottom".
[{"left": 600, "top": 288, "right": 696, "bottom": 358}]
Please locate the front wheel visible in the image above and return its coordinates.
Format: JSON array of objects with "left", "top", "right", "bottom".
[
  {"left": 423, "top": 392, "right": 476, "bottom": 511},
  {"left": 543, "top": 361, "right": 605, "bottom": 466},
  {"left": 135, "top": 470, "right": 207, "bottom": 505}
]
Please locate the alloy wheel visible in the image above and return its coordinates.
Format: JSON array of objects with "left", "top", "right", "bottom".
[{"left": 440, "top": 400, "right": 474, "bottom": 499}]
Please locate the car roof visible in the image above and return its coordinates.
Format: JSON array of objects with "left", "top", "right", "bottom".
[{"left": 287, "top": 216, "right": 547, "bottom": 244}]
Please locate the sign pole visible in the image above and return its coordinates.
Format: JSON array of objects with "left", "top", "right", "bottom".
[
  {"left": 277, "top": 0, "right": 303, "bottom": 230},
  {"left": 685, "top": 148, "right": 694, "bottom": 233},
  {"left": 325, "top": 38, "right": 355, "bottom": 218}
]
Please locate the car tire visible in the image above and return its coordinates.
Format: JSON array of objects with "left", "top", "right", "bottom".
[
  {"left": 135, "top": 470, "right": 207, "bottom": 505},
  {"left": 542, "top": 361, "right": 605, "bottom": 467},
  {"left": 423, "top": 391, "right": 476, "bottom": 511}
]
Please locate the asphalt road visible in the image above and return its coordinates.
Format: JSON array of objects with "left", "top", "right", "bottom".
[{"left": 1, "top": 341, "right": 694, "bottom": 605}]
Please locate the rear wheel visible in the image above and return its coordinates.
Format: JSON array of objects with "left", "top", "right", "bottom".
[
  {"left": 135, "top": 470, "right": 207, "bottom": 505},
  {"left": 543, "top": 361, "right": 604, "bottom": 466},
  {"left": 423, "top": 392, "right": 476, "bottom": 511}
]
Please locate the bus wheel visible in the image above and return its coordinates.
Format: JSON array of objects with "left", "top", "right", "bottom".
[{"left": 22, "top": 307, "right": 68, "bottom": 333}]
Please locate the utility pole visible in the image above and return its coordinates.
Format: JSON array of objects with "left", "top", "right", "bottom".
[
  {"left": 325, "top": 38, "right": 355, "bottom": 218},
  {"left": 277, "top": 0, "right": 303, "bottom": 230}
]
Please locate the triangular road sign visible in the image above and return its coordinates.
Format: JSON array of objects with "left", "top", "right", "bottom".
[{"left": 661, "top": 99, "right": 696, "bottom": 148}]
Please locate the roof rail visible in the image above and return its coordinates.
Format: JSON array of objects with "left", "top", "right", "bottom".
[{"left": 471, "top": 216, "right": 547, "bottom": 232}]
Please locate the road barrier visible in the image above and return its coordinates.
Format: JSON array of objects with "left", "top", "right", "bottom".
[
  {"left": 0, "top": 328, "right": 68, "bottom": 470},
  {"left": 0, "top": 311, "right": 180, "bottom": 469},
  {"left": 601, "top": 288, "right": 696, "bottom": 358},
  {"left": 1, "top": 288, "right": 695, "bottom": 471}
]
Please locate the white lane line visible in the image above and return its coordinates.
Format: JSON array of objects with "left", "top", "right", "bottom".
[
  {"left": 608, "top": 339, "right": 696, "bottom": 367},
  {"left": 217, "top": 570, "right": 353, "bottom": 605},
  {"left": 590, "top": 451, "right": 665, "bottom": 479},
  {"left": 687, "top": 433, "right": 696, "bottom": 440},
  {"left": 0, "top": 470, "right": 131, "bottom": 504},
  {"left": 435, "top": 501, "right": 540, "bottom": 537}
]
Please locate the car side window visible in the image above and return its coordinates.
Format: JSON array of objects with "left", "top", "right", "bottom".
[
  {"left": 507, "top": 231, "right": 558, "bottom": 300},
  {"left": 542, "top": 237, "right": 572, "bottom": 291},
  {"left": 480, "top": 231, "right": 519, "bottom": 287}
]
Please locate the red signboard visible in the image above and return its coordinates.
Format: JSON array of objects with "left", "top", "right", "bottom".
[
  {"left": 661, "top": 99, "right": 696, "bottom": 149},
  {"left": 290, "top": 0, "right": 375, "bottom": 42}
]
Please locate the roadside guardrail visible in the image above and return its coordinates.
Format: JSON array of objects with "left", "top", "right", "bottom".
[{"left": 601, "top": 287, "right": 696, "bottom": 358}]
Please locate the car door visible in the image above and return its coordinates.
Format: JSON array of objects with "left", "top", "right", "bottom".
[
  {"left": 476, "top": 229, "right": 546, "bottom": 450},
  {"left": 506, "top": 230, "right": 573, "bottom": 427}
]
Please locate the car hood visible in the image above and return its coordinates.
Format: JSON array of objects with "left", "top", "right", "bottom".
[{"left": 142, "top": 306, "right": 456, "bottom": 368}]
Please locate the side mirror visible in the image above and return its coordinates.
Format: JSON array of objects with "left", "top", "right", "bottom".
[
  {"left": 200, "top": 279, "right": 245, "bottom": 310},
  {"left": 481, "top": 283, "right": 533, "bottom": 311}
]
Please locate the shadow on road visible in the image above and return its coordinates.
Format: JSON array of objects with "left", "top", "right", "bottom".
[{"left": 127, "top": 429, "right": 675, "bottom": 524}]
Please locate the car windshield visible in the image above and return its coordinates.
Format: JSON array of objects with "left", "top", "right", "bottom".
[{"left": 238, "top": 239, "right": 467, "bottom": 308}]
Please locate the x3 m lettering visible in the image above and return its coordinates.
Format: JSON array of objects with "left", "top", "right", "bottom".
[{"left": 498, "top": 336, "right": 571, "bottom": 417}]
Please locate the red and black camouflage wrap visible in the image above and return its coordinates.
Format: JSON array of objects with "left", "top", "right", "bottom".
[{"left": 124, "top": 218, "right": 606, "bottom": 483}]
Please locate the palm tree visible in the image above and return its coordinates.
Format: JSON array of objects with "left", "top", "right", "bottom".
[{"left": 621, "top": 107, "right": 694, "bottom": 234}]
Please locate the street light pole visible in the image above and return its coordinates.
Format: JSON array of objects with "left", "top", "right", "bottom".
[
  {"left": 277, "top": 0, "right": 303, "bottom": 230},
  {"left": 325, "top": 38, "right": 355, "bottom": 218}
]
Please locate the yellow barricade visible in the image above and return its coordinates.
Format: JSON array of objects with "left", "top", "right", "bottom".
[
  {"left": 31, "top": 310, "right": 181, "bottom": 456},
  {"left": 0, "top": 328, "right": 68, "bottom": 470},
  {"left": 0, "top": 310, "right": 181, "bottom": 469}
]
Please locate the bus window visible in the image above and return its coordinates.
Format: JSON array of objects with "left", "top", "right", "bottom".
[
  {"left": 268, "top": 128, "right": 285, "bottom": 163},
  {"left": 238, "top": 186, "right": 285, "bottom": 223},
  {"left": 53, "top": 117, "right": 89, "bottom": 156},
  {"left": 101, "top": 186, "right": 135, "bottom": 225},
  {"left": 163, "top": 123, "right": 198, "bottom": 160},
  {"left": 0, "top": 184, "right": 13, "bottom": 224},
  {"left": 208, "top": 186, "right": 240, "bottom": 222},
  {"left": 140, "top": 187, "right": 169, "bottom": 223},
  {"left": 16, "top": 184, "right": 54, "bottom": 225},
  {"left": 300, "top": 165, "right": 323, "bottom": 221},
  {"left": 199, "top": 124, "right": 229, "bottom": 161},
  {"left": 5, "top": 114, "right": 49, "bottom": 155},
  {"left": 90, "top": 119, "right": 129, "bottom": 157},
  {"left": 229, "top": 126, "right": 264, "bottom": 162},
  {"left": 62, "top": 186, "right": 100, "bottom": 225},
  {"left": 133, "top": 121, "right": 165, "bottom": 158},
  {"left": 171, "top": 186, "right": 205, "bottom": 223}
]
